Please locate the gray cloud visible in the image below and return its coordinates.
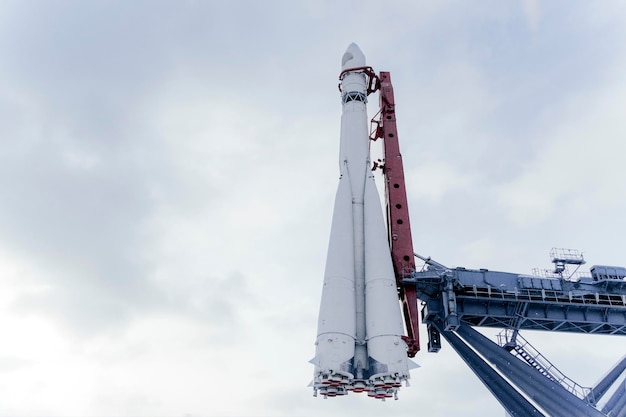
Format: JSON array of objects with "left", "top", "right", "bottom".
[{"left": 1, "top": 1, "right": 626, "bottom": 415}]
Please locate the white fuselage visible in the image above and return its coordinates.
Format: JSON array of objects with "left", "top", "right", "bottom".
[{"left": 312, "top": 43, "right": 411, "bottom": 400}]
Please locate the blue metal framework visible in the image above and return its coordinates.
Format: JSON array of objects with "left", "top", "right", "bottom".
[
  {"left": 403, "top": 253, "right": 626, "bottom": 416},
  {"left": 373, "top": 73, "right": 625, "bottom": 414},
  {"left": 408, "top": 262, "right": 626, "bottom": 335}
]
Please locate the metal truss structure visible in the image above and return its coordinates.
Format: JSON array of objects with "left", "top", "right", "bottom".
[
  {"left": 403, "top": 256, "right": 626, "bottom": 416},
  {"left": 375, "top": 73, "right": 626, "bottom": 415}
]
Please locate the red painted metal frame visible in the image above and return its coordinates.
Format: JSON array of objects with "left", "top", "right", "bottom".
[
  {"left": 338, "top": 66, "right": 381, "bottom": 95},
  {"left": 374, "top": 72, "right": 420, "bottom": 357}
]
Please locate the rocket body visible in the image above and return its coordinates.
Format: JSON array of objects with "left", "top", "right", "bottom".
[{"left": 312, "top": 44, "right": 411, "bottom": 399}]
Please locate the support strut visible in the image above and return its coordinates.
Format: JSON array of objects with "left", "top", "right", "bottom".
[
  {"left": 453, "top": 324, "right": 607, "bottom": 417},
  {"left": 376, "top": 71, "right": 420, "bottom": 357}
]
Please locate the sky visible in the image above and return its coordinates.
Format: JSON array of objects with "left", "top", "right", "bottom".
[{"left": 0, "top": 0, "right": 625, "bottom": 416}]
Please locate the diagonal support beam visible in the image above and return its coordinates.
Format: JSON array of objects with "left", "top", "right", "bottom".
[
  {"left": 587, "top": 355, "right": 626, "bottom": 405},
  {"left": 455, "top": 324, "right": 607, "bottom": 417},
  {"left": 601, "top": 379, "right": 626, "bottom": 417},
  {"left": 432, "top": 320, "right": 545, "bottom": 417}
]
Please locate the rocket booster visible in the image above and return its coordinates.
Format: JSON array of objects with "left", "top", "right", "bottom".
[{"left": 311, "top": 43, "right": 412, "bottom": 400}]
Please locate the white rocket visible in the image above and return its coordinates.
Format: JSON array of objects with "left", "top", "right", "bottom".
[{"left": 311, "top": 43, "right": 413, "bottom": 400}]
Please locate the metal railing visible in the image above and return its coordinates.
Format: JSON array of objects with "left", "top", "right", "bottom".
[
  {"left": 461, "top": 285, "right": 626, "bottom": 308},
  {"left": 497, "top": 330, "right": 593, "bottom": 402}
]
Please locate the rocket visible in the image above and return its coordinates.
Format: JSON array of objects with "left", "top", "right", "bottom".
[{"left": 311, "top": 43, "right": 413, "bottom": 400}]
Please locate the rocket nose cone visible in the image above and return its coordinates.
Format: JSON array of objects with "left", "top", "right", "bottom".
[{"left": 341, "top": 43, "right": 366, "bottom": 70}]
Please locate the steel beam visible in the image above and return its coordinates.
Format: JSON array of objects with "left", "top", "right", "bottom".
[
  {"left": 432, "top": 321, "right": 545, "bottom": 417},
  {"left": 455, "top": 324, "right": 607, "bottom": 417},
  {"left": 601, "top": 380, "right": 626, "bottom": 417},
  {"left": 587, "top": 355, "right": 626, "bottom": 405}
]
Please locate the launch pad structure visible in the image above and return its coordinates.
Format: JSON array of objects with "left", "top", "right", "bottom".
[
  {"left": 374, "top": 71, "right": 626, "bottom": 416},
  {"left": 312, "top": 44, "right": 625, "bottom": 416}
]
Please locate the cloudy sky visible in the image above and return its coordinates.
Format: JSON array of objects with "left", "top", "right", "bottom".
[{"left": 1, "top": 1, "right": 626, "bottom": 416}]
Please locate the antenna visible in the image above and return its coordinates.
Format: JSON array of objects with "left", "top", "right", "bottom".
[{"left": 550, "top": 247, "right": 585, "bottom": 276}]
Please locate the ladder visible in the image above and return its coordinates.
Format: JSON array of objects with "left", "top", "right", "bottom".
[{"left": 499, "top": 330, "right": 594, "bottom": 402}]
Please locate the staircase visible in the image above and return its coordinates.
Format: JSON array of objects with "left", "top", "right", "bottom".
[{"left": 498, "top": 330, "right": 593, "bottom": 402}]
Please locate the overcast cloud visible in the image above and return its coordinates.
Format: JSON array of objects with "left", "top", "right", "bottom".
[{"left": 0, "top": 1, "right": 625, "bottom": 416}]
